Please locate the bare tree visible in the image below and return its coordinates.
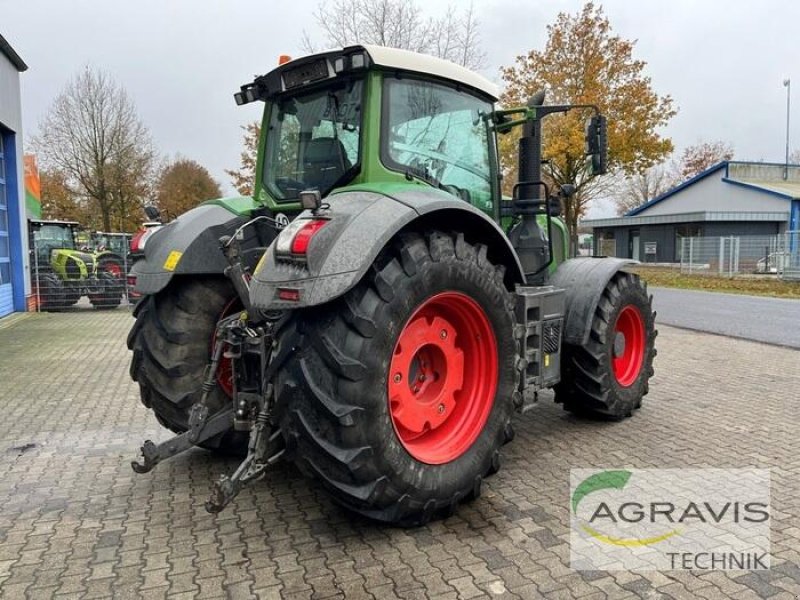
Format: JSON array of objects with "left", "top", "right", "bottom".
[
  {"left": 33, "top": 67, "right": 155, "bottom": 232},
  {"left": 614, "top": 164, "right": 677, "bottom": 215},
  {"left": 303, "top": 0, "right": 486, "bottom": 69},
  {"left": 789, "top": 148, "right": 800, "bottom": 164},
  {"left": 613, "top": 139, "right": 735, "bottom": 215}
]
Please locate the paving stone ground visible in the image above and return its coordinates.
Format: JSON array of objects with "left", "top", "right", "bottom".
[{"left": 0, "top": 308, "right": 798, "bottom": 599}]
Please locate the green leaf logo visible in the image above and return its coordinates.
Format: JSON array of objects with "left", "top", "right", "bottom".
[{"left": 572, "top": 470, "right": 680, "bottom": 547}]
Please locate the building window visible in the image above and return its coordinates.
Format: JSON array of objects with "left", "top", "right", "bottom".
[
  {"left": 597, "top": 230, "right": 616, "bottom": 257},
  {"left": 675, "top": 225, "right": 702, "bottom": 261}
]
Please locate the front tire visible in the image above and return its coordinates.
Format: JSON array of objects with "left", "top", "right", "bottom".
[
  {"left": 555, "top": 271, "right": 656, "bottom": 419},
  {"left": 90, "top": 259, "right": 125, "bottom": 308},
  {"left": 127, "top": 277, "right": 244, "bottom": 451},
  {"left": 274, "top": 231, "right": 519, "bottom": 526},
  {"left": 34, "top": 271, "right": 68, "bottom": 311}
]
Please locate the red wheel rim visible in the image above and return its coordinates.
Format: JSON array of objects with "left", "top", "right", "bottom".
[
  {"left": 211, "top": 298, "right": 241, "bottom": 398},
  {"left": 612, "top": 305, "right": 645, "bottom": 387},
  {"left": 102, "top": 262, "right": 123, "bottom": 278},
  {"left": 388, "top": 292, "right": 498, "bottom": 465}
]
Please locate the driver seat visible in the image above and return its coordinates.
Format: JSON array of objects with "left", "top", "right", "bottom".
[{"left": 302, "top": 138, "right": 352, "bottom": 191}]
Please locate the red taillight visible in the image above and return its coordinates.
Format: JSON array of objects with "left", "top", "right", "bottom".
[
  {"left": 127, "top": 275, "right": 137, "bottom": 287},
  {"left": 290, "top": 220, "right": 328, "bottom": 255},
  {"left": 277, "top": 288, "right": 301, "bottom": 302},
  {"left": 275, "top": 218, "right": 329, "bottom": 260}
]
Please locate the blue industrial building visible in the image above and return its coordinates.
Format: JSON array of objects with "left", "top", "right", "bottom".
[
  {"left": 584, "top": 161, "right": 799, "bottom": 264},
  {"left": 0, "top": 33, "right": 28, "bottom": 317}
]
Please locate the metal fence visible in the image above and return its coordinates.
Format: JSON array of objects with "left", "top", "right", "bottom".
[
  {"left": 30, "top": 237, "right": 134, "bottom": 311},
  {"left": 781, "top": 231, "right": 800, "bottom": 280},
  {"left": 679, "top": 232, "right": 800, "bottom": 280}
]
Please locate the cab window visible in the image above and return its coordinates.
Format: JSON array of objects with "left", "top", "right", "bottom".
[{"left": 382, "top": 78, "right": 494, "bottom": 213}]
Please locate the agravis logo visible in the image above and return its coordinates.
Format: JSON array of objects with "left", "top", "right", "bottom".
[
  {"left": 570, "top": 469, "right": 771, "bottom": 571},
  {"left": 572, "top": 470, "right": 680, "bottom": 547}
]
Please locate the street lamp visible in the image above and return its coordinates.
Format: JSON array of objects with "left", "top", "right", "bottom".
[{"left": 784, "top": 78, "right": 791, "bottom": 180}]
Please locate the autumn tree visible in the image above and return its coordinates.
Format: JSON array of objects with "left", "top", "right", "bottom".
[
  {"left": 225, "top": 122, "right": 260, "bottom": 196},
  {"left": 155, "top": 158, "right": 222, "bottom": 219},
  {"left": 39, "top": 167, "right": 91, "bottom": 224},
  {"left": 678, "top": 140, "right": 734, "bottom": 180},
  {"left": 304, "top": 0, "right": 486, "bottom": 69},
  {"left": 33, "top": 67, "right": 155, "bottom": 232},
  {"left": 500, "top": 3, "right": 676, "bottom": 246}
]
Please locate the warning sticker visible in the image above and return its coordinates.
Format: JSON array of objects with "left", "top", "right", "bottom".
[{"left": 163, "top": 251, "right": 183, "bottom": 272}]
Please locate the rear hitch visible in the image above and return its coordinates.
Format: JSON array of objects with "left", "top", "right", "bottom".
[
  {"left": 133, "top": 228, "right": 290, "bottom": 512},
  {"left": 206, "top": 326, "right": 297, "bottom": 512},
  {"left": 206, "top": 410, "right": 285, "bottom": 512},
  {"left": 130, "top": 406, "right": 236, "bottom": 473}
]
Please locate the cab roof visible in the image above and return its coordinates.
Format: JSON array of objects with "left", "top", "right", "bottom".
[
  {"left": 242, "top": 45, "right": 500, "bottom": 103},
  {"left": 29, "top": 219, "right": 80, "bottom": 227},
  {"left": 359, "top": 45, "right": 499, "bottom": 100}
]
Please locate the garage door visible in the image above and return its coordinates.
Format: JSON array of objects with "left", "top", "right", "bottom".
[{"left": 0, "top": 135, "right": 13, "bottom": 317}]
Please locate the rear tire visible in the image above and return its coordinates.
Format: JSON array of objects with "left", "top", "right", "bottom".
[
  {"left": 274, "top": 231, "right": 519, "bottom": 526},
  {"left": 555, "top": 271, "right": 656, "bottom": 419},
  {"left": 127, "top": 277, "right": 244, "bottom": 452}
]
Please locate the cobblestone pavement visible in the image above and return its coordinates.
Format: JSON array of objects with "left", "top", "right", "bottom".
[{"left": 0, "top": 309, "right": 799, "bottom": 599}]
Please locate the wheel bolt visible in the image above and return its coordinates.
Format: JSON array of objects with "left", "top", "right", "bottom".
[
  {"left": 440, "top": 329, "right": 447, "bottom": 339},
  {"left": 438, "top": 404, "right": 445, "bottom": 414},
  {"left": 393, "top": 373, "right": 402, "bottom": 383}
]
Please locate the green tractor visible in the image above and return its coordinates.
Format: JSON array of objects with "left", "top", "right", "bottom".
[
  {"left": 29, "top": 219, "right": 124, "bottom": 310},
  {"left": 129, "top": 45, "right": 656, "bottom": 525},
  {"left": 89, "top": 231, "right": 131, "bottom": 277}
]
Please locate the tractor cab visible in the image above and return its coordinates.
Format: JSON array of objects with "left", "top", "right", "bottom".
[
  {"left": 90, "top": 232, "right": 130, "bottom": 256},
  {"left": 28, "top": 219, "right": 80, "bottom": 268},
  {"left": 236, "top": 45, "right": 502, "bottom": 216}
]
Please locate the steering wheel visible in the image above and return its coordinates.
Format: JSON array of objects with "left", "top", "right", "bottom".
[
  {"left": 392, "top": 142, "right": 489, "bottom": 181},
  {"left": 274, "top": 176, "right": 306, "bottom": 195}
]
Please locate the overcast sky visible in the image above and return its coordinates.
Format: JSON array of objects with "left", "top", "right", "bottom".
[{"left": 2, "top": 0, "right": 798, "bottom": 217}]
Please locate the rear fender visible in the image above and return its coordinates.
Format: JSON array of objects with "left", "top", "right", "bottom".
[
  {"left": 249, "top": 188, "right": 526, "bottom": 310},
  {"left": 549, "top": 257, "right": 638, "bottom": 345},
  {"left": 131, "top": 204, "right": 268, "bottom": 295}
]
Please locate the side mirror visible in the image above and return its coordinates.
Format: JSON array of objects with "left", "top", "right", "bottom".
[
  {"left": 527, "top": 90, "right": 546, "bottom": 108},
  {"left": 585, "top": 115, "right": 608, "bottom": 176},
  {"left": 547, "top": 184, "right": 575, "bottom": 217},
  {"left": 144, "top": 205, "right": 162, "bottom": 223},
  {"left": 548, "top": 195, "right": 563, "bottom": 217}
]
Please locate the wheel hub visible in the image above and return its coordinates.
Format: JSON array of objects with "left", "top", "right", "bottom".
[
  {"left": 102, "top": 262, "right": 123, "bottom": 278},
  {"left": 212, "top": 297, "right": 242, "bottom": 398},
  {"left": 612, "top": 305, "right": 646, "bottom": 387},
  {"left": 387, "top": 292, "right": 498, "bottom": 465},
  {"left": 389, "top": 316, "right": 463, "bottom": 434},
  {"left": 613, "top": 331, "right": 626, "bottom": 358}
]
